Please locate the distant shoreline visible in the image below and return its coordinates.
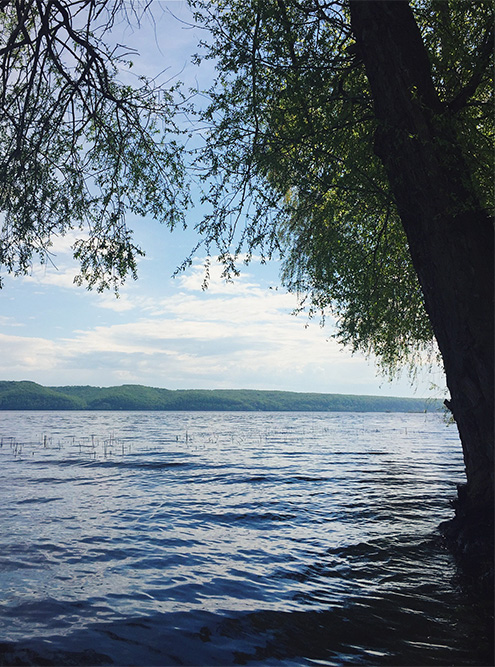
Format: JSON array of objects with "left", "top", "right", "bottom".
[{"left": 0, "top": 381, "right": 442, "bottom": 413}]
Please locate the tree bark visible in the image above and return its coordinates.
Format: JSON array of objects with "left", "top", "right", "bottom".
[{"left": 348, "top": 0, "right": 493, "bottom": 542}]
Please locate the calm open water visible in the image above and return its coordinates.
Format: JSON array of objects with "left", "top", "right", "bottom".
[{"left": 0, "top": 411, "right": 492, "bottom": 666}]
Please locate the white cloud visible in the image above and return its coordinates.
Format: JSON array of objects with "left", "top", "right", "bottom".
[
  {"left": 21, "top": 267, "right": 79, "bottom": 290},
  {"left": 1, "top": 261, "right": 346, "bottom": 389},
  {"left": 1, "top": 253, "right": 441, "bottom": 396},
  {"left": 0, "top": 316, "right": 24, "bottom": 328},
  {"left": 0, "top": 333, "right": 62, "bottom": 373},
  {"left": 96, "top": 293, "right": 140, "bottom": 312},
  {"left": 175, "top": 256, "right": 263, "bottom": 295}
]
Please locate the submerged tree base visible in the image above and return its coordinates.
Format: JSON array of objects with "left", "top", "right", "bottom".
[{"left": 440, "top": 484, "right": 494, "bottom": 610}]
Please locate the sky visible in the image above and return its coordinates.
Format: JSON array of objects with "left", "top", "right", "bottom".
[{"left": 0, "top": 1, "right": 446, "bottom": 398}]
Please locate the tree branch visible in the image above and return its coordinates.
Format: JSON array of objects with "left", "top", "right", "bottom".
[{"left": 448, "top": 25, "right": 494, "bottom": 112}]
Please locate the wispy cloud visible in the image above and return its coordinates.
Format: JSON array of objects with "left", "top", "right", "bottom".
[
  {"left": 21, "top": 267, "right": 79, "bottom": 290},
  {"left": 0, "top": 316, "right": 24, "bottom": 328},
  {"left": 2, "top": 256, "right": 361, "bottom": 391},
  {"left": 2, "top": 249, "right": 441, "bottom": 395}
]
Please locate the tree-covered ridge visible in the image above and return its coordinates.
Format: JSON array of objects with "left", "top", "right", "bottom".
[{"left": 0, "top": 381, "right": 441, "bottom": 412}]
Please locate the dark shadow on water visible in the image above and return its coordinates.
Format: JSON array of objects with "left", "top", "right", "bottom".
[
  {"left": 0, "top": 531, "right": 492, "bottom": 667},
  {"left": 0, "top": 643, "right": 112, "bottom": 666},
  {"left": 0, "top": 594, "right": 492, "bottom": 667}
]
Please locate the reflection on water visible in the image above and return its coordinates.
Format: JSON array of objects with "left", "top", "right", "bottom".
[{"left": 0, "top": 411, "right": 492, "bottom": 665}]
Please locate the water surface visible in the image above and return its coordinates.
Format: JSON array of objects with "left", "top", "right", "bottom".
[{"left": 0, "top": 411, "right": 491, "bottom": 665}]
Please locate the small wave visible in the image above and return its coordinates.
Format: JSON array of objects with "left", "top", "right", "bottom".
[
  {"left": 0, "top": 410, "right": 485, "bottom": 666},
  {"left": 16, "top": 497, "right": 63, "bottom": 505},
  {"left": 88, "top": 459, "right": 192, "bottom": 471}
]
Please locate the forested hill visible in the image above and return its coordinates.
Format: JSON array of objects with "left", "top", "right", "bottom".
[{"left": 0, "top": 381, "right": 442, "bottom": 412}]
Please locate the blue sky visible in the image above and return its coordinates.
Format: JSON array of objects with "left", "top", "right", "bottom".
[{"left": 0, "top": 1, "right": 445, "bottom": 398}]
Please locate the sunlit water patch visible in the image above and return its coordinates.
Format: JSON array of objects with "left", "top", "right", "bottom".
[{"left": 0, "top": 411, "right": 492, "bottom": 665}]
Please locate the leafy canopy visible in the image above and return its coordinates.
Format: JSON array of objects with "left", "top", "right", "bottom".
[
  {"left": 0, "top": 0, "right": 189, "bottom": 291},
  {"left": 188, "top": 0, "right": 493, "bottom": 374},
  {"left": 0, "top": 0, "right": 492, "bottom": 375}
]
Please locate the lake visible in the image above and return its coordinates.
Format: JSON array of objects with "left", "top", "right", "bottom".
[{"left": 0, "top": 411, "right": 492, "bottom": 665}]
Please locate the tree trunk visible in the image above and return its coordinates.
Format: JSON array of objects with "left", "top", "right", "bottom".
[{"left": 349, "top": 0, "right": 493, "bottom": 571}]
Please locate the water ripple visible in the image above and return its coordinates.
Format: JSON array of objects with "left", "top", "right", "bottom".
[{"left": 0, "top": 411, "right": 491, "bottom": 665}]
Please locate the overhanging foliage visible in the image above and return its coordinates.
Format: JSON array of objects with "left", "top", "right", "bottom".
[
  {"left": 0, "top": 0, "right": 189, "bottom": 291},
  {"left": 188, "top": 0, "right": 492, "bottom": 374}
]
